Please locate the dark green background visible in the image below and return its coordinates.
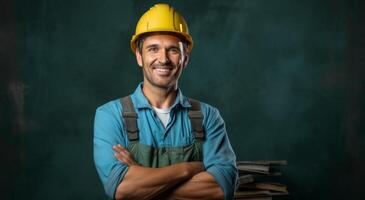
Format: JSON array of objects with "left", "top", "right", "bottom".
[{"left": 1, "top": 0, "right": 364, "bottom": 199}]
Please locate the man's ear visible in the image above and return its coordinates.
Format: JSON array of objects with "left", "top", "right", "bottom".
[
  {"left": 135, "top": 49, "right": 143, "bottom": 67},
  {"left": 182, "top": 52, "right": 190, "bottom": 68}
]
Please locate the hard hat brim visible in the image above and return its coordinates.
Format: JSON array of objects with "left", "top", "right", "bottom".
[{"left": 130, "top": 30, "right": 193, "bottom": 53}]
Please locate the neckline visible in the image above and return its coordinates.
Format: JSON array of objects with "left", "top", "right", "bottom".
[{"left": 152, "top": 106, "right": 172, "bottom": 114}]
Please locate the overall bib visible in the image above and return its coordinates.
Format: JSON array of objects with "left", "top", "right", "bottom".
[{"left": 120, "top": 96, "right": 205, "bottom": 167}]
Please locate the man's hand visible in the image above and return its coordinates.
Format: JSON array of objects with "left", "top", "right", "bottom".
[{"left": 112, "top": 144, "right": 139, "bottom": 166}]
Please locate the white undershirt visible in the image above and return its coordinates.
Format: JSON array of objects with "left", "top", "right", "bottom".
[{"left": 152, "top": 106, "right": 172, "bottom": 128}]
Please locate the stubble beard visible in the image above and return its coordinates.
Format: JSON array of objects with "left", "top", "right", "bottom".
[{"left": 142, "top": 59, "right": 180, "bottom": 91}]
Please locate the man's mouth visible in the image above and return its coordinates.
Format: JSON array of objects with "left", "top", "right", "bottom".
[
  {"left": 154, "top": 67, "right": 172, "bottom": 75},
  {"left": 153, "top": 65, "right": 173, "bottom": 76}
]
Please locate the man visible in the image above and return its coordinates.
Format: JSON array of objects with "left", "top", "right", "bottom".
[{"left": 94, "top": 3, "right": 238, "bottom": 200}]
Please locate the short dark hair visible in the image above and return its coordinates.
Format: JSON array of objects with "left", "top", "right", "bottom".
[{"left": 136, "top": 37, "right": 145, "bottom": 53}]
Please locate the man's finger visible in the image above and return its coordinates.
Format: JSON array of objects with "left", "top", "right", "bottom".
[
  {"left": 114, "top": 152, "right": 133, "bottom": 165},
  {"left": 114, "top": 152, "right": 124, "bottom": 162},
  {"left": 113, "top": 145, "right": 133, "bottom": 158},
  {"left": 112, "top": 144, "right": 139, "bottom": 166},
  {"left": 113, "top": 145, "right": 124, "bottom": 152},
  {"left": 119, "top": 150, "right": 134, "bottom": 164},
  {"left": 120, "top": 156, "right": 130, "bottom": 165},
  {"left": 114, "top": 149, "right": 135, "bottom": 165}
]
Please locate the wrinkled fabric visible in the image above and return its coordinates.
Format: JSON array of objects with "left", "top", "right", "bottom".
[{"left": 93, "top": 83, "right": 238, "bottom": 199}]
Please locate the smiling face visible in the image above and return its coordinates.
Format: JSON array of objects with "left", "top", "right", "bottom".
[{"left": 136, "top": 33, "right": 189, "bottom": 90}]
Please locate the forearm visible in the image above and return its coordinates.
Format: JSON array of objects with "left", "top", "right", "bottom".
[
  {"left": 163, "top": 172, "right": 224, "bottom": 200},
  {"left": 115, "top": 162, "right": 203, "bottom": 200}
]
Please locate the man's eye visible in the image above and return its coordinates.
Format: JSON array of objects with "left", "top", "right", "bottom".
[
  {"left": 148, "top": 47, "right": 158, "bottom": 52},
  {"left": 169, "top": 48, "right": 180, "bottom": 54}
]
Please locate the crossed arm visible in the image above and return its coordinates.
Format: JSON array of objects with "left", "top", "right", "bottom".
[{"left": 112, "top": 145, "right": 224, "bottom": 200}]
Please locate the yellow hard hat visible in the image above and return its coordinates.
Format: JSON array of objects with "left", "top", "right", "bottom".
[{"left": 130, "top": 3, "right": 193, "bottom": 53}]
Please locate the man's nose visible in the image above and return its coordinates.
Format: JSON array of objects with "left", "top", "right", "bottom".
[{"left": 157, "top": 49, "right": 170, "bottom": 64}]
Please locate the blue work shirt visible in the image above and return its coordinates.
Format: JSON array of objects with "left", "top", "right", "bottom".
[{"left": 93, "top": 83, "right": 238, "bottom": 199}]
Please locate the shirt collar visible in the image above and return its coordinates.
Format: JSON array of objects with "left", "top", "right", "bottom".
[{"left": 131, "top": 82, "right": 191, "bottom": 109}]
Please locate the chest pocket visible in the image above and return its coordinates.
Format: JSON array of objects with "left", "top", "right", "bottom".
[{"left": 120, "top": 95, "right": 204, "bottom": 168}]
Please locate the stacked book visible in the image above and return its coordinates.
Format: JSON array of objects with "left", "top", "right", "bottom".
[{"left": 234, "top": 160, "right": 289, "bottom": 200}]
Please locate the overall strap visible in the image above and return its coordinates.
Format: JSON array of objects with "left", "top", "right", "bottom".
[
  {"left": 120, "top": 96, "right": 139, "bottom": 141},
  {"left": 188, "top": 98, "right": 205, "bottom": 140}
]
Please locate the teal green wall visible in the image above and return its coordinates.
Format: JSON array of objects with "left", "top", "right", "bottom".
[{"left": 1, "top": 0, "right": 364, "bottom": 199}]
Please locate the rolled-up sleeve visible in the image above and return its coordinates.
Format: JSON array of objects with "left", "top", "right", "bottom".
[
  {"left": 93, "top": 103, "right": 129, "bottom": 199},
  {"left": 202, "top": 105, "right": 238, "bottom": 200}
]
